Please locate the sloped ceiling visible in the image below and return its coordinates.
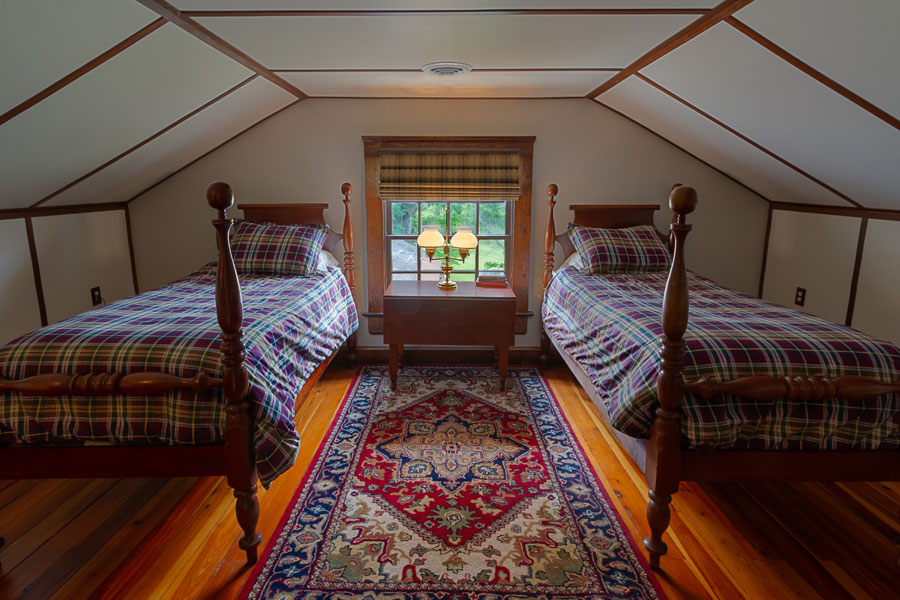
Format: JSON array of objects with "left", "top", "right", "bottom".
[{"left": 1, "top": 0, "right": 897, "bottom": 212}]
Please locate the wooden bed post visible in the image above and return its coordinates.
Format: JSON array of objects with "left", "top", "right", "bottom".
[
  {"left": 644, "top": 184, "right": 697, "bottom": 570},
  {"left": 341, "top": 182, "right": 358, "bottom": 364},
  {"left": 540, "top": 183, "right": 559, "bottom": 367},
  {"left": 207, "top": 182, "right": 263, "bottom": 564},
  {"left": 667, "top": 182, "right": 682, "bottom": 253}
]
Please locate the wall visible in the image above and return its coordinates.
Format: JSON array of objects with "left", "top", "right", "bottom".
[
  {"left": 762, "top": 207, "right": 900, "bottom": 345},
  {"left": 129, "top": 97, "right": 770, "bottom": 348},
  {"left": 0, "top": 208, "right": 136, "bottom": 345}
]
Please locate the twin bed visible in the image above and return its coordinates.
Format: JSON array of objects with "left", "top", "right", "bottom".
[
  {"left": 0, "top": 182, "right": 358, "bottom": 565},
  {"left": 540, "top": 184, "right": 900, "bottom": 569},
  {"left": 2, "top": 178, "right": 898, "bottom": 575}
]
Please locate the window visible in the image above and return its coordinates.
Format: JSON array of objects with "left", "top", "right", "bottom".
[
  {"left": 386, "top": 201, "right": 510, "bottom": 282},
  {"left": 363, "top": 136, "right": 535, "bottom": 335}
]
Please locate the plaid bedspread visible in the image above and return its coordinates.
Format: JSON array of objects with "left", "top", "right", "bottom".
[
  {"left": 0, "top": 264, "right": 358, "bottom": 485},
  {"left": 543, "top": 267, "right": 900, "bottom": 450}
]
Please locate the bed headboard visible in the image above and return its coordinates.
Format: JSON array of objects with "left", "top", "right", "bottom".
[
  {"left": 542, "top": 183, "right": 669, "bottom": 292},
  {"left": 235, "top": 183, "right": 355, "bottom": 298}
]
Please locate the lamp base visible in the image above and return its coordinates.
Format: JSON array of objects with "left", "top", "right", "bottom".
[{"left": 437, "top": 279, "right": 457, "bottom": 290}]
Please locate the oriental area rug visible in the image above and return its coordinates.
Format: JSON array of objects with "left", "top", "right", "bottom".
[{"left": 241, "top": 366, "right": 664, "bottom": 600}]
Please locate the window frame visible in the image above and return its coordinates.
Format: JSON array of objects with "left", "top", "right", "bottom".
[{"left": 363, "top": 136, "right": 535, "bottom": 335}]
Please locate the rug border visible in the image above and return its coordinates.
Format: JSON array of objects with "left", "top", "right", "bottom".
[
  {"left": 240, "top": 365, "right": 365, "bottom": 598},
  {"left": 535, "top": 366, "right": 668, "bottom": 599},
  {"left": 240, "top": 365, "right": 667, "bottom": 599}
]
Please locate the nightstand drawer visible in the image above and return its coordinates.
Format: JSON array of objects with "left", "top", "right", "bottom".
[{"left": 383, "top": 296, "right": 515, "bottom": 346}]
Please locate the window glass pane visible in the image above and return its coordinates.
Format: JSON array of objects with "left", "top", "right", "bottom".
[
  {"left": 390, "top": 203, "right": 418, "bottom": 235},
  {"left": 479, "top": 202, "right": 507, "bottom": 235},
  {"left": 391, "top": 239, "right": 417, "bottom": 272},
  {"left": 447, "top": 245, "right": 475, "bottom": 270},
  {"left": 420, "top": 248, "right": 443, "bottom": 276},
  {"left": 479, "top": 239, "right": 506, "bottom": 272},
  {"left": 421, "top": 272, "right": 440, "bottom": 281},
  {"left": 420, "top": 246, "right": 475, "bottom": 272},
  {"left": 452, "top": 272, "right": 476, "bottom": 282},
  {"left": 449, "top": 203, "right": 477, "bottom": 234},
  {"left": 421, "top": 202, "right": 447, "bottom": 234}
]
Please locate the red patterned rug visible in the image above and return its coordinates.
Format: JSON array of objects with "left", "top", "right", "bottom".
[{"left": 241, "top": 366, "right": 664, "bottom": 599}]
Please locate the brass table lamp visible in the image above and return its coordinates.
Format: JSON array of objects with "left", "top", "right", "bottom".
[{"left": 417, "top": 225, "right": 478, "bottom": 289}]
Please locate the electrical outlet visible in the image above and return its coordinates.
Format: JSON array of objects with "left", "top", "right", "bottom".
[
  {"left": 794, "top": 286, "right": 806, "bottom": 307},
  {"left": 90, "top": 286, "right": 102, "bottom": 306}
]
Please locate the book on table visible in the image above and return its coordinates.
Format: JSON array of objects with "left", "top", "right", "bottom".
[{"left": 476, "top": 270, "right": 507, "bottom": 287}]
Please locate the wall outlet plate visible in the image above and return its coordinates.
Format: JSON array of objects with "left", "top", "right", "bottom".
[
  {"left": 90, "top": 286, "right": 102, "bottom": 306},
  {"left": 794, "top": 286, "right": 806, "bottom": 307}
]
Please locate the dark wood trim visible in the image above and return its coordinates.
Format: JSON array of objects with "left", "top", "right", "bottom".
[
  {"left": 124, "top": 205, "right": 139, "bottom": 295},
  {"left": 185, "top": 9, "right": 710, "bottom": 17},
  {"left": 634, "top": 73, "right": 864, "bottom": 209},
  {"left": 0, "top": 202, "right": 127, "bottom": 221},
  {"left": 757, "top": 202, "right": 773, "bottom": 298},
  {"left": 593, "top": 100, "right": 773, "bottom": 204},
  {"left": 770, "top": 201, "right": 900, "bottom": 222},
  {"left": 24, "top": 217, "right": 48, "bottom": 327},
  {"left": 845, "top": 218, "right": 868, "bottom": 327},
  {"left": 727, "top": 17, "right": 900, "bottom": 133},
  {"left": 361, "top": 135, "right": 535, "bottom": 336},
  {"left": 274, "top": 68, "right": 622, "bottom": 73},
  {"left": 681, "top": 449, "right": 900, "bottom": 482},
  {"left": 586, "top": 0, "right": 754, "bottom": 98},
  {"left": 30, "top": 75, "right": 257, "bottom": 209},
  {"left": 125, "top": 99, "right": 301, "bottom": 204},
  {"left": 306, "top": 96, "right": 586, "bottom": 100},
  {"left": 0, "top": 19, "right": 166, "bottom": 128},
  {"left": 134, "top": 0, "right": 307, "bottom": 101}
]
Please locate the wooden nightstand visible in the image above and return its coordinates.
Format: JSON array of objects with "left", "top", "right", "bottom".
[{"left": 383, "top": 281, "right": 516, "bottom": 390}]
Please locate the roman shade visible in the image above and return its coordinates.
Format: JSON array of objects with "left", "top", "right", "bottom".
[{"left": 377, "top": 152, "right": 520, "bottom": 201}]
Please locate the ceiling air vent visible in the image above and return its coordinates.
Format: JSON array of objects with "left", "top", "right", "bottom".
[{"left": 422, "top": 62, "right": 473, "bottom": 76}]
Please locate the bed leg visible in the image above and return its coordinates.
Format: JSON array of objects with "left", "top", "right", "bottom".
[
  {"left": 540, "top": 329, "right": 550, "bottom": 368},
  {"left": 346, "top": 331, "right": 358, "bottom": 365},
  {"left": 645, "top": 490, "right": 672, "bottom": 570},
  {"left": 234, "top": 484, "right": 262, "bottom": 564}
]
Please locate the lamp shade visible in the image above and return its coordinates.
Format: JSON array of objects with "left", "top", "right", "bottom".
[
  {"left": 416, "top": 226, "right": 444, "bottom": 248},
  {"left": 450, "top": 226, "right": 478, "bottom": 249}
]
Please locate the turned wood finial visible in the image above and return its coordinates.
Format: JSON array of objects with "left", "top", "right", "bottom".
[
  {"left": 207, "top": 182, "right": 234, "bottom": 213},
  {"left": 547, "top": 183, "right": 558, "bottom": 197},
  {"left": 669, "top": 185, "right": 697, "bottom": 217},
  {"left": 543, "top": 183, "right": 559, "bottom": 293},
  {"left": 341, "top": 182, "right": 352, "bottom": 197}
]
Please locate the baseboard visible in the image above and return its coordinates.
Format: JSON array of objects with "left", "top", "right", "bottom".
[{"left": 355, "top": 346, "right": 543, "bottom": 365}]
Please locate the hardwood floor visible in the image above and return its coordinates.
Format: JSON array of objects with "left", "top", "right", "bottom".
[{"left": 0, "top": 365, "right": 897, "bottom": 599}]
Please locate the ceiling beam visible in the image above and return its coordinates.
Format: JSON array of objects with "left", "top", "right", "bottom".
[
  {"left": 586, "top": 0, "right": 754, "bottom": 99},
  {"left": 184, "top": 9, "right": 709, "bottom": 17},
  {"left": 274, "top": 68, "right": 622, "bottom": 73},
  {"left": 633, "top": 73, "right": 864, "bottom": 208},
  {"left": 0, "top": 18, "right": 166, "bottom": 128},
  {"left": 30, "top": 75, "right": 258, "bottom": 209},
  {"left": 134, "top": 0, "right": 307, "bottom": 101},
  {"left": 0, "top": 202, "right": 128, "bottom": 221},
  {"left": 726, "top": 17, "right": 900, "bottom": 133}
]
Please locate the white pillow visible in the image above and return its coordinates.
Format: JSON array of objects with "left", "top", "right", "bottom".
[
  {"left": 556, "top": 251, "right": 584, "bottom": 273},
  {"left": 317, "top": 250, "right": 341, "bottom": 271}
]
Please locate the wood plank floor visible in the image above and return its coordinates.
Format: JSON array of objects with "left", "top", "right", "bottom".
[{"left": 0, "top": 366, "right": 898, "bottom": 599}]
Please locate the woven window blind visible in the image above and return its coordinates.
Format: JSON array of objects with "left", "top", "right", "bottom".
[{"left": 378, "top": 152, "right": 520, "bottom": 201}]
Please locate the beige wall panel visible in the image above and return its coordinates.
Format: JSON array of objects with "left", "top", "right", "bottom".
[
  {"left": 131, "top": 98, "right": 768, "bottom": 348},
  {"left": 850, "top": 219, "right": 900, "bottom": 346},
  {"left": 279, "top": 70, "right": 613, "bottom": 98},
  {"left": 0, "top": 220, "right": 43, "bottom": 345},
  {"left": 736, "top": 0, "right": 900, "bottom": 119},
  {"left": 0, "top": 0, "right": 157, "bottom": 114},
  {"left": 32, "top": 211, "right": 135, "bottom": 325},
  {"left": 198, "top": 14, "right": 693, "bottom": 70},
  {"left": 599, "top": 77, "right": 853, "bottom": 206},
  {"left": 644, "top": 24, "right": 900, "bottom": 211},
  {"left": 0, "top": 24, "right": 252, "bottom": 209},
  {"left": 45, "top": 78, "right": 297, "bottom": 206},
  {"left": 183, "top": 0, "right": 719, "bottom": 8},
  {"left": 762, "top": 210, "right": 859, "bottom": 325}
]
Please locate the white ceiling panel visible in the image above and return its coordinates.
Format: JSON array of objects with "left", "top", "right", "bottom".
[
  {"left": 197, "top": 14, "right": 695, "bottom": 70},
  {"left": 0, "top": 24, "right": 252, "bottom": 210},
  {"left": 735, "top": 0, "right": 900, "bottom": 119},
  {"left": 180, "top": 1, "right": 719, "bottom": 9},
  {"left": 643, "top": 23, "right": 900, "bottom": 210},
  {"left": 599, "top": 77, "right": 853, "bottom": 206},
  {"left": 279, "top": 70, "right": 614, "bottom": 98},
  {"left": 0, "top": 0, "right": 158, "bottom": 115},
  {"left": 45, "top": 78, "right": 296, "bottom": 207}
]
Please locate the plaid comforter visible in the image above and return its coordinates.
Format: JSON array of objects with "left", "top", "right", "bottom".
[
  {"left": 0, "top": 264, "right": 358, "bottom": 485},
  {"left": 543, "top": 267, "right": 900, "bottom": 450}
]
